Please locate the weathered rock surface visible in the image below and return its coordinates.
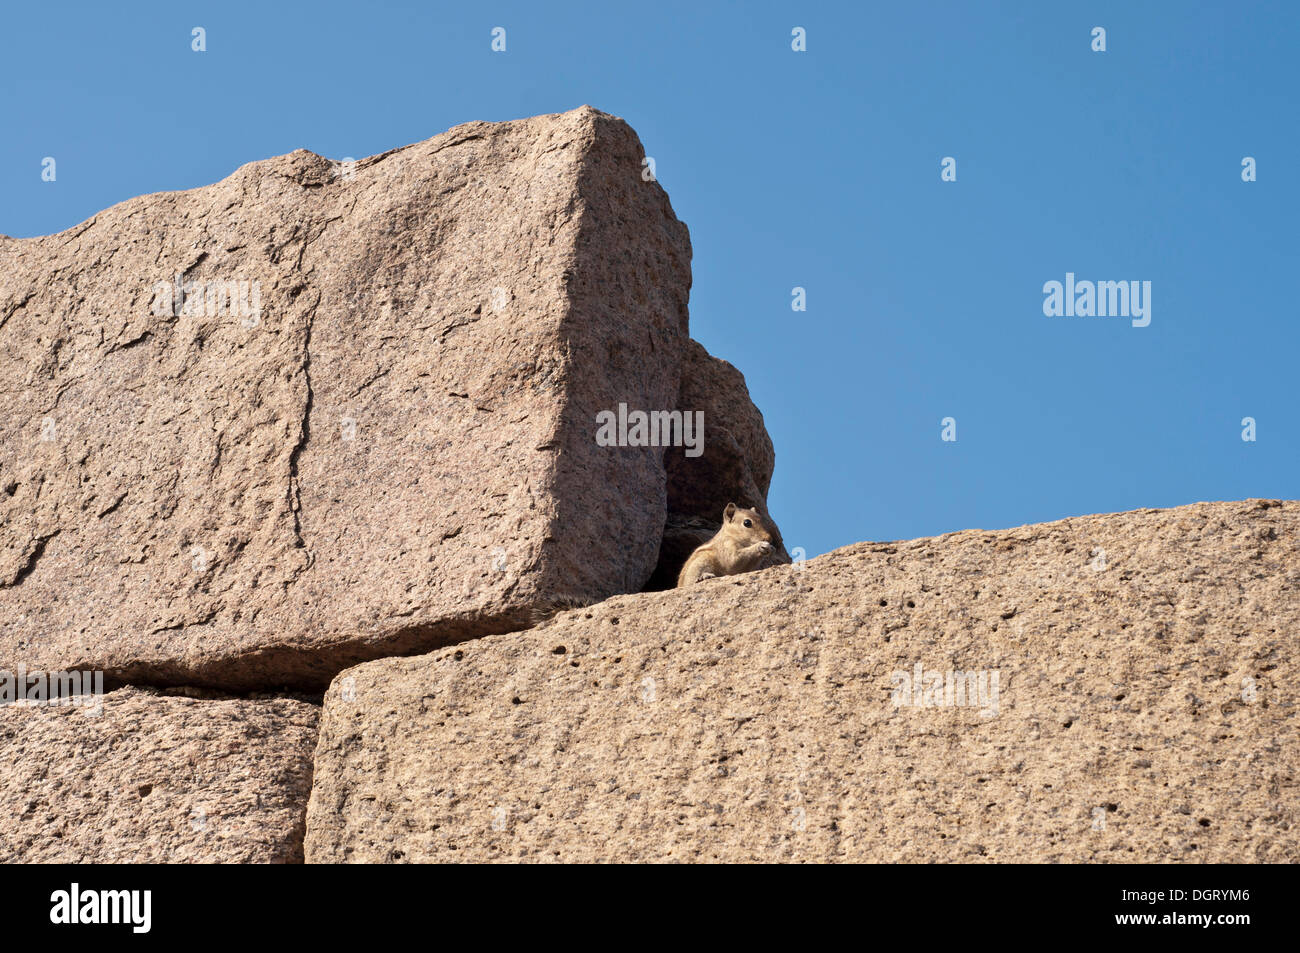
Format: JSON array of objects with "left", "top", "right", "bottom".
[
  {"left": 305, "top": 499, "right": 1298, "bottom": 863},
  {"left": 667, "top": 339, "right": 775, "bottom": 521},
  {"left": 0, "top": 687, "right": 318, "bottom": 862},
  {"left": 0, "top": 106, "right": 692, "bottom": 691}
]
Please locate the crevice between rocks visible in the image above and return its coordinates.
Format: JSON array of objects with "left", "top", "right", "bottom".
[
  {"left": 285, "top": 290, "right": 318, "bottom": 564},
  {"left": 97, "top": 598, "right": 602, "bottom": 702}
]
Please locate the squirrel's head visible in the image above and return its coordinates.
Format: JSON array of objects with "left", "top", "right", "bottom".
[{"left": 722, "top": 502, "right": 774, "bottom": 544}]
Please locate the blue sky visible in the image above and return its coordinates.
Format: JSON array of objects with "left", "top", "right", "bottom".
[{"left": 3, "top": 1, "right": 1296, "bottom": 559}]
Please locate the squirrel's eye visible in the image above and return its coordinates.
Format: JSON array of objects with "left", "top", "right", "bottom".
[{"left": 743, "top": 519, "right": 752, "bottom": 527}]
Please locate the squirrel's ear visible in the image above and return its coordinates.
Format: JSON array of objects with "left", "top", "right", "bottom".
[{"left": 723, "top": 502, "right": 737, "bottom": 521}]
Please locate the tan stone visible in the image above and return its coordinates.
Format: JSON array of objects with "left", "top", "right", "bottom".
[
  {"left": 667, "top": 339, "right": 775, "bottom": 521},
  {"left": 305, "top": 500, "right": 1298, "bottom": 862},
  {"left": 0, "top": 106, "right": 690, "bottom": 691},
  {"left": 0, "top": 687, "right": 318, "bottom": 862}
]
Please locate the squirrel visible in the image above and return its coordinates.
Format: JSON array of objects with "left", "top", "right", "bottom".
[{"left": 676, "top": 503, "right": 776, "bottom": 587}]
